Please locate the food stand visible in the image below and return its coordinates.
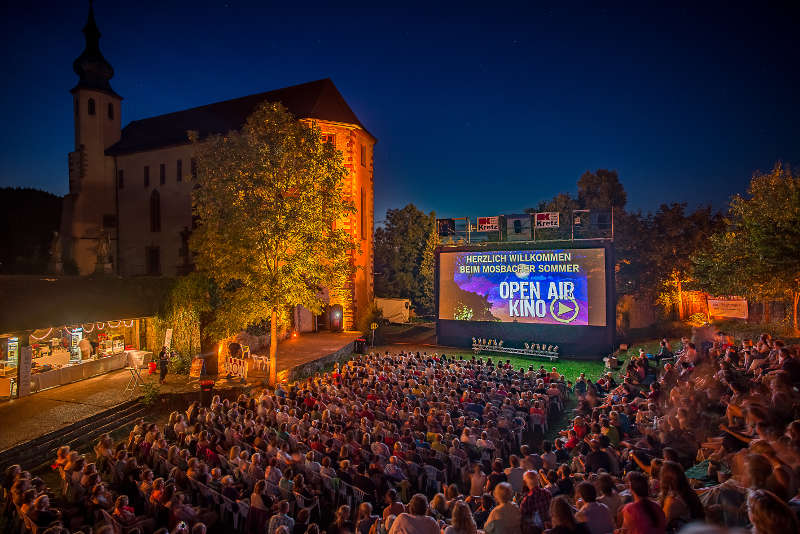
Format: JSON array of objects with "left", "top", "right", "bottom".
[
  {"left": 0, "top": 275, "right": 174, "bottom": 399},
  {"left": 0, "top": 319, "right": 150, "bottom": 398}
]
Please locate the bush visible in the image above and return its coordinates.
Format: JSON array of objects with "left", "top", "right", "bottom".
[
  {"left": 168, "top": 352, "right": 193, "bottom": 374},
  {"left": 140, "top": 380, "right": 161, "bottom": 406},
  {"left": 357, "top": 304, "right": 384, "bottom": 337}
]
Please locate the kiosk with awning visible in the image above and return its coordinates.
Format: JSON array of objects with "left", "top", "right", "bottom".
[{"left": 0, "top": 276, "right": 172, "bottom": 398}]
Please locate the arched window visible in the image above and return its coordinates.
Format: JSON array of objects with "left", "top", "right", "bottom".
[
  {"left": 88, "top": 98, "right": 96, "bottom": 115},
  {"left": 150, "top": 190, "right": 161, "bottom": 232},
  {"left": 107, "top": 103, "right": 114, "bottom": 120}
]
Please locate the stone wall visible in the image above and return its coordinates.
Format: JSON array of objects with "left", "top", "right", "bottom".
[{"left": 281, "top": 340, "right": 355, "bottom": 383}]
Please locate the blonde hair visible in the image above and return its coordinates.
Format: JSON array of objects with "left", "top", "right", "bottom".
[{"left": 451, "top": 500, "right": 477, "bottom": 534}]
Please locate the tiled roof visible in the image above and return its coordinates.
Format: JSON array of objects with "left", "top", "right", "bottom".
[{"left": 106, "top": 78, "right": 371, "bottom": 155}]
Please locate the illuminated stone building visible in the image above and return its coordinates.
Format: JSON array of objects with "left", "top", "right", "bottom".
[{"left": 61, "top": 5, "right": 375, "bottom": 330}]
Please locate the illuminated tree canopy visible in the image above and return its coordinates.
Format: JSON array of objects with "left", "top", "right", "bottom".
[{"left": 190, "top": 102, "right": 355, "bottom": 384}]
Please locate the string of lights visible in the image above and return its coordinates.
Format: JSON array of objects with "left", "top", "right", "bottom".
[{"left": 26, "top": 319, "right": 139, "bottom": 341}]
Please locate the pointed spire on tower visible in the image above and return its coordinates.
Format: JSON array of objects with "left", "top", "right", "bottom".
[{"left": 72, "top": 0, "right": 118, "bottom": 96}]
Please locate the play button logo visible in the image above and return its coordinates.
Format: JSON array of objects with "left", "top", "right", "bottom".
[{"left": 550, "top": 297, "right": 579, "bottom": 324}]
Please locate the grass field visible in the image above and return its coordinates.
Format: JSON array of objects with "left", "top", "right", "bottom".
[
  {"left": 443, "top": 352, "right": 609, "bottom": 383},
  {"left": 439, "top": 337, "right": 683, "bottom": 385}
]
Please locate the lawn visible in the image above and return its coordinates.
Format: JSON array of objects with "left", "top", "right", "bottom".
[{"left": 442, "top": 351, "right": 609, "bottom": 383}]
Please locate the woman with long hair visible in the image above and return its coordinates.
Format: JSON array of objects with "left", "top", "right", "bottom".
[
  {"left": 329, "top": 504, "right": 355, "bottom": 534},
  {"left": 547, "top": 495, "right": 589, "bottom": 534},
  {"left": 658, "top": 460, "right": 704, "bottom": 528},
  {"left": 444, "top": 500, "right": 477, "bottom": 534},
  {"left": 747, "top": 489, "right": 799, "bottom": 534},
  {"left": 429, "top": 493, "right": 448, "bottom": 521},
  {"left": 620, "top": 472, "right": 665, "bottom": 534}
]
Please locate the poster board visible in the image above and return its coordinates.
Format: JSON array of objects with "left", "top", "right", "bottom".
[
  {"left": 164, "top": 328, "right": 173, "bottom": 351},
  {"left": 707, "top": 298, "right": 748, "bottom": 319},
  {"left": 189, "top": 358, "right": 205, "bottom": 378},
  {"left": 477, "top": 216, "right": 500, "bottom": 232},
  {"left": 535, "top": 212, "right": 560, "bottom": 228},
  {"left": 224, "top": 356, "right": 248, "bottom": 380},
  {"left": 17, "top": 346, "right": 32, "bottom": 397}
]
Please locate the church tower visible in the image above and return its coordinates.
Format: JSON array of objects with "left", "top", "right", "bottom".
[{"left": 62, "top": 1, "right": 121, "bottom": 274}]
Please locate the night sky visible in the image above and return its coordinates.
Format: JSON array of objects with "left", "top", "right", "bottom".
[{"left": 1, "top": 2, "right": 798, "bottom": 220}]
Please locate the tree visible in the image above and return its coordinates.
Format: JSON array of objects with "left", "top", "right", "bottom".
[
  {"left": 525, "top": 192, "right": 579, "bottom": 240},
  {"left": 373, "top": 204, "right": 436, "bottom": 314},
  {"left": 0, "top": 188, "right": 62, "bottom": 274},
  {"left": 692, "top": 230, "right": 770, "bottom": 302},
  {"left": 417, "top": 222, "right": 437, "bottom": 315},
  {"left": 190, "top": 102, "right": 355, "bottom": 385},
  {"left": 648, "top": 204, "right": 721, "bottom": 318},
  {"left": 577, "top": 169, "right": 627, "bottom": 210},
  {"left": 696, "top": 163, "right": 800, "bottom": 332}
]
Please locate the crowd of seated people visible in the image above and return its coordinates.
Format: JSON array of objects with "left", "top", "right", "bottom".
[{"left": 2, "top": 335, "right": 799, "bottom": 534}]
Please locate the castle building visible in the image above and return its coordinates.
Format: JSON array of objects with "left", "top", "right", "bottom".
[{"left": 61, "top": 5, "right": 375, "bottom": 330}]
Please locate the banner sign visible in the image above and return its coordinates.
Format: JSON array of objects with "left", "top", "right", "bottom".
[
  {"left": 164, "top": 328, "right": 173, "bottom": 350},
  {"left": 476, "top": 216, "right": 499, "bottom": 232},
  {"left": 707, "top": 298, "right": 748, "bottom": 319},
  {"left": 17, "top": 346, "right": 32, "bottom": 397},
  {"left": 535, "top": 212, "right": 559, "bottom": 228},
  {"left": 224, "top": 356, "right": 248, "bottom": 380}
]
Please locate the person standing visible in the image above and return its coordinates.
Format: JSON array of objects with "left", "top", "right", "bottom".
[{"left": 158, "top": 346, "right": 169, "bottom": 384}]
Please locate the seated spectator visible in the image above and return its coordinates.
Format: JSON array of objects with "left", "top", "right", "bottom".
[
  {"left": 574, "top": 482, "right": 613, "bottom": 534},
  {"left": 268, "top": 500, "right": 294, "bottom": 534},
  {"left": 484, "top": 482, "right": 521, "bottom": 534},
  {"left": 388, "top": 494, "right": 439, "bottom": 534},
  {"left": 620, "top": 472, "right": 666, "bottom": 534},
  {"left": 548, "top": 495, "right": 590, "bottom": 534},
  {"left": 445, "top": 500, "right": 478, "bottom": 534}
]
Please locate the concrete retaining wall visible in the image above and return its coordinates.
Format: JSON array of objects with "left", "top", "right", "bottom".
[{"left": 283, "top": 341, "right": 355, "bottom": 382}]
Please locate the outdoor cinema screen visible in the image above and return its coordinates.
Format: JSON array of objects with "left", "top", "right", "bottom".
[{"left": 438, "top": 248, "right": 607, "bottom": 326}]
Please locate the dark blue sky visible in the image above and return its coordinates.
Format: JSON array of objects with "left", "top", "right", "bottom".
[{"left": 1, "top": 2, "right": 798, "bottom": 220}]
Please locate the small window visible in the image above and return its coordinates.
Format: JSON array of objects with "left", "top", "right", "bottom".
[
  {"left": 190, "top": 158, "right": 197, "bottom": 180},
  {"left": 117, "top": 169, "right": 124, "bottom": 189},
  {"left": 513, "top": 220, "right": 522, "bottom": 234},
  {"left": 150, "top": 190, "right": 161, "bottom": 232},
  {"left": 360, "top": 144, "right": 366, "bottom": 167},
  {"left": 144, "top": 166, "right": 150, "bottom": 187},
  {"left": 322, "top": 134, "right": 335, "bottom": 145},
  {"left": 102, "top": 214, "right": 117, "bottom": 228},
  {"left": 107, "top": 103, "right": 114, "bottom": 120},
  {"left": 145, "top": 246, "right": 161, "bottom": 275},
  {"left": 159, "top": 163, "right": 166, "bottom": 185},
  {"left": 88, "top": 98, "right": 96, "bottom": 115},
  {"left": 176, "top": 159, "right": 182, "bottom": 182}
]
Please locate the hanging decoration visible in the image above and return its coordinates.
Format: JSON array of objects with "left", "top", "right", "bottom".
[{"left": 29, "top": 327, "right": 54, "bottom": 341}]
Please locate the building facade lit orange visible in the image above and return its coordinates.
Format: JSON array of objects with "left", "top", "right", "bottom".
[{"left": 61, "top": 5, "right": 374, "bottom": 331}]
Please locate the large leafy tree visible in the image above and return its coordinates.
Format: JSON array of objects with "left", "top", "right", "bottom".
[
  {"left": 374, "top": 204, "right": 436, "bottom": 315},
  {"left": 525, "top": 192, "right": 580, "bottom": 241},
  {"left": 190, "top": 102, "right": 355, "bottom": 385},
  {"left": 647, "top": 203, "right": 721, "bottom": 318},
  {"left": 417, "top": 223, "right": 438, "bottom": 315},
  {"left": 694, "top": 164, "right": 800, "bottom": 330},
  {"left": 577, "top": 169, "right": 627, "bottom": 210}
]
